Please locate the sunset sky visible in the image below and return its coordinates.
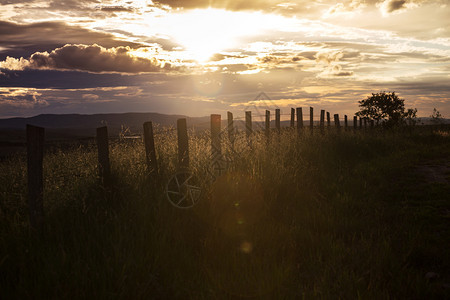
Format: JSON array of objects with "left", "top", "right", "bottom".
[{"left": 0, "top": 0, "right": 449, "bottom": 119}]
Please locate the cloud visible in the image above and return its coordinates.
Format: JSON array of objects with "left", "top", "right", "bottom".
[
  {"left": 100, "top": 6, "right": 134, "bottom": 13},
  {"left": 154, "top": 0, "right": 257, "bottom": 10},
  {"left": 0, "top": 69, "right": 144, "bottom": 89},
  {"left": 329, "top": 65, "right": 354, "bottom": 76},
  {"left": 82, "top": 93, "right": 100, "bottom": 101},
  {"left": 313, "top": 50, "right": 354, "bottom": 77},
  {"left": 0, "top": 20, "right": 143, "bottom": 60},
  {"left": 0, "top": 0, "right": 35, "bottom": 4},
  {"left": 386, "top": 0, "right": 407, "bottom": 12},
  {"left": 152, "top": 0, "right": 304, "bottom": 12},
  {"left": 0, "top": 88, "right": 48, "bottom": 108},
  {"left": 378, "top": 0, "right": 413, "bottom": 14},
  {"left": 0, "top": 56, "right": 30, "bottom": 70},
  {"left": 319, "top": 64, "right": 354, "bottom": 77},
  {"left": 315, "top": 51, "right": 344, "bottom": 64},
  {"left": 0, "top": 44, "right": 179, "bottom": 74},
  {"left": 253, "top": 51, "right": 316, "bottom": 70},
  {"left": 46, "top": 0, "right": 100, "bottom": 10},
  {"left": 325, "top": 3, "right": 346, "bottom": 16}
]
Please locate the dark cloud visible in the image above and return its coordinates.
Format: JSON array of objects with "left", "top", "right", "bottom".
[
  {"left": 1, "top": 44, "right": 178, "bottom": 74},
  {"left": 0, "top": 21, "right": 143, "bottom": 60},
  {"left": 333, "top": 70, "right": 354, "bottom": 77},
  {"left": 46, "top": 0, "right": 99, "bottom": 10},
  {"left": 362, "top": 75, "right": 450, "bottom": 114},
  {"left": 0, "top": 69, "right": 146, "bottom": 89},
  {"left": 256, "top": 54, "right": 308, "bottom": 68},
  {"left": 100, "top": 6, "right": 133, "bottom": 13},
  {"left": 0, "top": 0, "right": 35, "bottom": 3},
  {"left": 384, "top": 0, "right": 407, "bottom": 12},
  {"left": 379, "top": 76, "right": 450, "bottom": 95}
]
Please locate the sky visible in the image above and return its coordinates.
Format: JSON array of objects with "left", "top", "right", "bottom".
[{"left": 0, "top": 0, "right": 449, "bottom": 119}]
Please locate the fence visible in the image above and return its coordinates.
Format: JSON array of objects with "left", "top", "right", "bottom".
[{"left": 25, "top": 107, "right": 378, "bottom": 229}]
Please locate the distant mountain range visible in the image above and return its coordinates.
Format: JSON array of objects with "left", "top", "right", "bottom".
[
  {"left": 0, "top": 112, "right": 212, "bottom": 131},
  {"left": 0, "top": 112, "right": 215, "bottom": 142}
]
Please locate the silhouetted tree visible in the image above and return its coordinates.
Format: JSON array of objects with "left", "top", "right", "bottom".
[
  {"left": 355, "top": 91, "right": 417, "bottom": 127},
  {"left": 430, "top": 108, "right": 444, "bottom": 125},
  {"left": 405, "top": 108, "right": 418, "bottom": 126}
]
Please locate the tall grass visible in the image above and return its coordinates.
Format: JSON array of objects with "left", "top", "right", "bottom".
[{"left": 0, "top": 126, "right": 449, "bottom": 298}]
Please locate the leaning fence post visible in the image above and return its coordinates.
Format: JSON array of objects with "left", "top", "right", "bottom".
[
  {"left": 310, "top": 107, "right": 314, "bottom": 132},
  {"left": 96, "top": 126, "right": 111, "bottom": 185},
  {"left": 296, "top": 107, "right": 303, "bottom": 135},
  {"left": 327, "top": 112, "right": 331, "bottom": 127},
  {"left": 353, "top": 116, "right": 357, "bottom": 130},
  {"left": 344, "top": 115, "right": 348, "bottom": 130},
  {"left": 227, "top": 111, "right": 234, "bottom": 143},
  {"left": 245, "top": 111, "right": 252, "bottom": 139},
  {"left": 177, "top": 118, "right": 189, "bottom": 170},
  {"left": 334, "top": 114, "right": 341, "bottom": 131},
  {"left": 27, "top": 124, "right": 44, "bottom": 231},
  {"left": 143, "top": 121, "right": 158, "bottom": 175},
  {"left": 275, "top": 109, "right": 280, "bottom": 134},
  {"left": 265, "top": 110, "right": 270, "bottom": 140},
  {"left": 290, "top": 108, "right": 295, "bottom": 128}
]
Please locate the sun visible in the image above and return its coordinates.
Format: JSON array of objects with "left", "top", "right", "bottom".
[{"left": 162, "top": 8, "right": 290, "bottom": 62}]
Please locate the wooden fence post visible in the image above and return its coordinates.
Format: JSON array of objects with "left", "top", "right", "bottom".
[
  {"left": 290, "top": 108, "right": 295, "bottom": 128},
  {"left": 310, "top": 107, "right": 314, "bottom": 132},
  {"left": 353, "top": 116, "right": 357, "bottom": 130},
  {"left": 211, "top": 114, "right": 222, "bottom": 161},
  {"left": 320, "top": 110, "right": 325, "bottom": 133},
  {"left": 296, "top": 107, "right": 303, "bottom": 135},
  {"left": 177, "top": 118, "right": 189, "bottom": 170},
  {"left": 344, "top": 115, "right": 348, "bottom": 130},
  {"left": 27, "top": 124, "right": 44, "bottom": 230},
  {"left": 327, "top": 112, "right": 331, "bottom": 127},
  {"left": 334, "top": 114, "right": 341, "bottom": 131},
  {"left": 265, "top": 110, "right": 270, "bottom": 140},
  {"left": 364, "top": 118, "right": 367, "bottom": 129},
  {"left": 245, "top": 111, "right": 252, "bottom": 139},
  {"left": 227, "top": 111, "right": 234, "bottom": 143},
  {"left": 275, "top": 109, "right": 280, "bottom": 134},
  {"left": 96, "top": 126, "right": 111, "bottom": 185},
  {"left": 143, "top": 121, "right": 158, "bottom": 175},
  {"left": 359, "top": 117, "right": 362, "bottom": 128}
]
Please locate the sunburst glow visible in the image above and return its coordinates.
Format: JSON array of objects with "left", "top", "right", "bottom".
[{"left": 161, "top": 9, "right": 294, "bottom": 62}]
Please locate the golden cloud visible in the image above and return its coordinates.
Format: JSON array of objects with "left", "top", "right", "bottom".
[{"left": 0, "top": 44, "right": 179, "bottom": 74}]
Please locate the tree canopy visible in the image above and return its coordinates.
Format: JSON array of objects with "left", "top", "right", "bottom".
[{"left": 355, "top": 92, "right": 417, "bottom": 127}]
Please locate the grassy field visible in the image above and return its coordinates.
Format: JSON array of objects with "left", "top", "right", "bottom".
[{"left": 0, "top": 126, "right": 449, "bottom": 299}]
